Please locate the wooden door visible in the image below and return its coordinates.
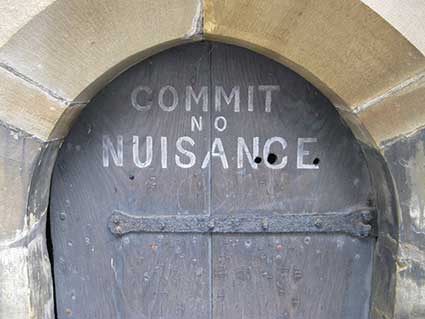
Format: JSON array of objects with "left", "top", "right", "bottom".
[{"left": 50, "top": 42, "right": 376, "bottom": 319}]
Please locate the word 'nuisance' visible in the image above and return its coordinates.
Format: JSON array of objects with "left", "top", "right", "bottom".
[{"left": 103, "top": 135, "right": 319, "bottom": 170}]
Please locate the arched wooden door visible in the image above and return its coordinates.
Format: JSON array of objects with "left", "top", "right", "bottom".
[{"left": 50, "top": 42, "right": 376, "bottom": 319}]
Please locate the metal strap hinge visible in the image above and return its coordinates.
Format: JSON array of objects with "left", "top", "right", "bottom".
[{"left": 108, "top": 207, "right": 377, "bottom": 239}]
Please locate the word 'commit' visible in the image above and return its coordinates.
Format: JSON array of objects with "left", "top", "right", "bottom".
[
  {"left": 131, "top": 85, "right": 280, "bottom": 112},
  {"left": 102, "top": 136, "right": 319, "bottom": 170}
]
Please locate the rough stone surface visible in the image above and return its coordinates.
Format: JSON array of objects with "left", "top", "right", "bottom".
[
  {"left": 0, "top": 65, "right": 82, "bottom": 140},
  {"left": 0, "top": 245, "right": 30, "bottom": 318},
  {"left": 0, "top": 123, "right": 59, "bottom": 319},
  {"left": 384, "top": 128, "right": 425, "bottom": 319},
  {"left": 359, "top": 74, "right": 425, "bottom": 147},
  {"left": 0, "top": 0, "right": 53, "bottom": 48},
  {"left": 0, "top": 124, "right": 43, "bottom": 243},
  {"left": 0, "top": 231, "right": 54, "bottom": 319},
  {"left": 28, "top": 230, "right": 54, "bottom": 319},
  {"left": 361, "top": 0, "right": 425, "bottom": 55},
  {"left": 204, "top": 0, "right": 425, "bottom": 111},
  {"left": 0, "top": 0, "right": 201, "bottom": 103}
]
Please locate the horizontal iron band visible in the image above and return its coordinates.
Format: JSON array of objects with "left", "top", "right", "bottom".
[{"left": 108, "top": 208, "right": 377, "bottom": 239}]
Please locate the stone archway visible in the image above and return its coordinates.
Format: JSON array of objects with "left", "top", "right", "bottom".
[{"left": 0, "top": 1, "right": 424, "bottom": 318}]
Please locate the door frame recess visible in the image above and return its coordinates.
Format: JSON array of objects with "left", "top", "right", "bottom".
[{"left": 2, "top": 2, "right": 424, "bottom": 318}]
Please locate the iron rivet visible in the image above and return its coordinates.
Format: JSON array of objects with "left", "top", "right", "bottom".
[
  {"left": 208, "top": 220, "right": 215, "bottom": 230},
  {"left": 115, "top": 225, "right": 123, "bottom": 234},
  {"left": 262, "top": 218, "right": 269, "bottom": 231},
  {"left": 361, "top": 211, "right": 373, "bottom": 222},
  {"left": 359, "top": 224, "right": 372, "bottom": 238},
  {"left": 112, "top": 216, "right": 120, "bottom": 225},
  {"left": 314, "top": 219, "right": 323, "bottom": 228}
]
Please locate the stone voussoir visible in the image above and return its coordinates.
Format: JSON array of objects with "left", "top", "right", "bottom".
[
  {"left": 0, "top": 0, "right": 203, "bottom": 105},
  {"left": 0, "top": 64, "right": 82, "bottom": 141},
  {"left": 358, "top": 72, "right": 425, "bottom": 147},
  {"left": 204, "top": 0, "right": 425, "bottom": 113}
]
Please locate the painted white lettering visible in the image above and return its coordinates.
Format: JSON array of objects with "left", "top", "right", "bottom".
[
  {"left": 102, "top": 135, "right": 123, "bottom": 167},
  {"left": 201, "top": 152, "right": 210, "bottom": 169},
  {"left": 263, "top": 137, "right": 287, "bottom": 169},
  {"left": 176, "top": 136, "right": 196, "bottom": 168},
  {"left": 214, "top": 116, "right": 227, "bottom": 132},
  {"left": 211, "top": 137, "right": 229, "bottom": 169},
  {"left": 259, "top": 85, "right": 280, "bottom": 112},
  {"left": 161, "top": 136, "right": 167, "bottom": 168},
  {"left": 248, "top": 85, "right": 254, "bottom": 112},
  {"left": 215, "top": 86, "right": 240, "bottom": 112},
  {"left": 297, "top": 138, "right": 319, "bottom": 169},
  {"left": 191, "top": 116, "right": 203, "bottom": 132},
  {"left": 186, "top": 86, "right": 208, "bottom": 112},
  {"left": 237, "top": 137, "right": 259, "bottom": 168},
  {"left": 159, "top": 85, "right": 178, "bottom": 111},
  {"left": 131, "top": 86, "right": 152, "bottom": 111},
  {"left": 133, "top": 136, "right": 153, "bottom": 168}
]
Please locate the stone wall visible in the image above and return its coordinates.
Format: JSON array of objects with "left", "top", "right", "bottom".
[
  {"left": 0, "top": 1, "right": 424, "bottom": 318},
  {"left": 384, "top": 129, "right": 425, "bottom": 318}
]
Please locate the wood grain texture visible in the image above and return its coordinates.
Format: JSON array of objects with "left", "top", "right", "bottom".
[
  {"left": 51, "top": 43, "right": 212, "bottom": 319},
  {"left": 209, "top": 43, "right": 372, "bottom": 214},
  {"left": 212, "top": 234, "right": 373, "bottom": 319},
  {"left": 209, "top": 43, "right": 374, "bottom": 319},
  {"left": 51, "top": 42, "right": 375, "bottom": 319}
]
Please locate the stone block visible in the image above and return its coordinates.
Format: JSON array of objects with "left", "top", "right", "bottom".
[
  {"left": 204, "top": 0, "right": 425, "bottom": 110},
  {"left": 358, "top": 75, "right": 425, "bottom": 147},
  {"left": 0, "top": 66, "right": 79, "bottom": 140},
  {"left": 0, "top": 0, "right": 54, "bottom": 48},
  {"left": 0, "top": 124, "right": 43, "bottom": 243},
  {"left": 0, "top": 245, "right": 30, "bottom": 319},
  {"left": 0, "top": 0, "right": 202, "bottom": 104},
  {"left": 384, "top": 128, "right": 425, "bottom": 318},
  {"left": 361, "top": 0, "right": 425, "bottom": 55},
  {"left": 0, "top": 123, "right": 59, "bottom": 318}
]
